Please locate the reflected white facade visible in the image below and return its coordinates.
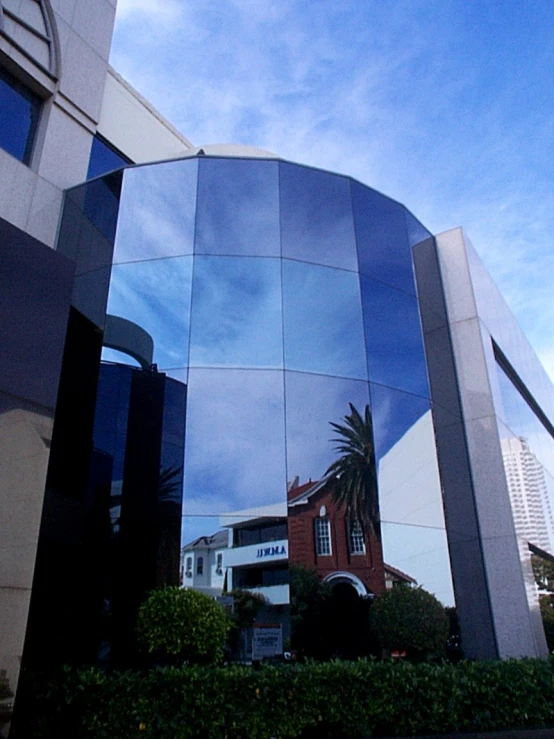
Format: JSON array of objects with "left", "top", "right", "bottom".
[{"left": 502, "top": 436, "right": 553, "bottom": 552}]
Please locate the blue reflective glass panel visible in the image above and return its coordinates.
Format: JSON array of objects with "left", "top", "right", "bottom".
[
  {"left": 381, "top": 522, "right": 454, "bottom": 606},
  {"left": 106, "top": 257, "right": 193, "bottom": 370},
  {"left": 195, "top": 158, "right": 279, "bottom": 256},
  {"left": 351, "top": 183, "right": 415, "bottom": 294},
  {"left": 371, "top": 385, "right": 445, "bottom": 532},
  {"left": 498, "top": 418, "right": 554, "bottom": 554},
  {"left": 183, "top": 369, "right": 286, "bottom": 515},
  {"left": 497, "top": 362, "right": 554, "bottom": 478},
  {"left": 284, "top": 371, "right": 370, "bottom": 485},
  {"left": 101, "top": 348, "right": 141, "bottom": 367},
  {"left": 361, "top": 277, "right": 429, "bottom": 397},
  {"left": 189, "top": 256, "right": 282, "bottom": 369},
  {"left": 405, "top": 210, "right": 432, "bottom": 248},
  {"left": 113, "top": 159, "right": 198, "bottom": 263},
  {"left": 282, "top": 260, "right": 367, "bottom": 380},
  {"left": 87, "top": 135, "right": 130, "bottom": 180},
  {"left": 370, "top": 383, "right": 430, "bottom": 463},
  {"left": 0, "top": 67, "right": 40, "bottom": 164},
  {"left": 279, "top": 162, "right": 358, "bottom": 270}
]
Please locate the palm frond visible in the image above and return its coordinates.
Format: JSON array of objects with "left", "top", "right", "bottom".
[{"left": 325, "top": 404, "right": 380, "bottom": 537}]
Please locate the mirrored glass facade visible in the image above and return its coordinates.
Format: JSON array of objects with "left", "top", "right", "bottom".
[{"left": 51, "top": 155, "right": 456, "bottom": 664}]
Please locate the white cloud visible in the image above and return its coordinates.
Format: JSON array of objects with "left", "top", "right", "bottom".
[
  {"left": 115, "top": 0, "right": 183, "bottom": 22},
  {"left": 109, "top": 1, "right": 554, "bottom": 382}
]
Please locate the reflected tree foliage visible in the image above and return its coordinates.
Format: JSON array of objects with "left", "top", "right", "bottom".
[
  {"left": 532, "top": 552, "right": 554, "bottom": 651},
  {"left": 325, "top": 403, "right": 379, "bottom": 536}
]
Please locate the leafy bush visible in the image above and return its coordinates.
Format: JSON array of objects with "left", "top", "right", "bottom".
[
  {"left": 370, "top": 585, "right": 449, "bottom": 659},
  {"left": 22, "top": 657, "right": 554, "bottom": 738},
  {"left": 229, "top": 588, "right": 267, "bottom": 630},
  {"left": 137, "top": 587, "right": 229, "bottom": 665}
]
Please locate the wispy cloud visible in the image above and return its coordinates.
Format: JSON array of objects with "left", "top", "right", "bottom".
[{"left": 111, "top": 1, "right": 554, "bottom": 380}]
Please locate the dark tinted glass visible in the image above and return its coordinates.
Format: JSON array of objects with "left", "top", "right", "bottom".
[
  {"left": 189, "top": 256, "right": 282, "bottom": 369},
  {"left": 87, "top": 135, "right": 130, "bottom": 180},
  {"left": 0, "top": 67, "right": 40, "bottom": 164},
  {"left": 361, "top": 276, "right": 430, "bottom": 397},
  {"left": 351, "top": 182, "right": 415, "bottom": 294},
  {"left": 183, "top": 368, "right": 286, "bottom": 515},
  {"left": 68, "top": 172, "right": 122, "bottom": 244},
  {"left": 195, "top": 158, "right": 279, "bottom": 256},
  {"left": 282, "top": 260, "right": 367, "bottom": 380},
  {"left": 279, "top": 162, "right": 358, "bottom": 270},
  {"left": 106, "top": 257, "right": 193, "bottom": 370},
  {"left": 71, "top": 267, "right": 112, "bottom": 329},
  {"left": 113, "top": 160, "right": 198, "bottom": 264}
]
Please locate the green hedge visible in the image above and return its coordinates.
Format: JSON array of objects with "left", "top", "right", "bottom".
[{"left": 21, "top": 658, "right": 554, "bottom": 738}]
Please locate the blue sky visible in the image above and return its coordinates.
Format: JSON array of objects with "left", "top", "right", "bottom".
[{"left": 110, "top": 0, "right": 554, "bottom": 380}]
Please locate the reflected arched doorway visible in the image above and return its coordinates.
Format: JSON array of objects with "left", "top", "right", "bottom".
[
  {"left": 323, "top": 572, "right": 375, "bottom": 658},
  {"left": 323, "top": 571, "right": 371, "bottom": 598}
]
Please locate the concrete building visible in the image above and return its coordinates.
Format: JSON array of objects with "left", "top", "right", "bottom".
[{"left": 1, "top": 0, "right": 554, "bottom": 732}]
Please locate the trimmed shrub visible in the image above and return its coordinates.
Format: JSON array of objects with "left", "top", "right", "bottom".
[
  {"left": 370, "top": 585, "right": 449, "bottom": 659},
  {"left": 23, "top": 657, "right": 554, "bottom": 738},
  {"left": 137, "top": 586, "right": 229, "bottom": 665}
]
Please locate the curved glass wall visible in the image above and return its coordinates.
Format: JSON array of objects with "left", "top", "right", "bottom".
[{"left": 57, "top": 155, "right": 455, "bottom": 663}]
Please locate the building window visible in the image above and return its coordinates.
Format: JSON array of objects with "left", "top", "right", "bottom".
[
  {"left": 0, "top": 67, "right": 41, "bottom": 165},
  {"left": 314, "top": 518, "right": 332, "bottom": 556},
  {"left": 348, "top": 521, "right": 366, "bottom": 555},
  {"left": 196, "top": 556, "right": 204, "bottom": 576},
  {"left": 216, "top": 553, "right": 223, "bottom": 573},
  {"left": 185, "top": 556, "right": 192, "bottom": 577},
  {"left": 87, "top": 134, "right": 131, "bottom": 180}
]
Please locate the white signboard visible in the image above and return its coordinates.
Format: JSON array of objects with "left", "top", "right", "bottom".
[{"left": 252, "top": 625, "right": 283, "bottom": 660}]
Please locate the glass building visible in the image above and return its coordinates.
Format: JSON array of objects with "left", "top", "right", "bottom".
[
  {"left": 24, "top": 154, "right": 448, "bottom": 667},
  {"left": 12, "top": 151, "right": 554, "bottom": 682}
]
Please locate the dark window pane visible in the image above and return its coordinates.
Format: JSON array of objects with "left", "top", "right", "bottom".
[
  {"left": 0, "top": 67, "right": 40, "bottom": 164},
  {"left": 352, "top": 182, "right": 416, "bottom": 295},
  {"left": 282, "top": 260, "right": 367, "bottom": 380},
  {"left": 189, "top": 256, "right": 282, "bottom": 369},
  {"left": 87, "top": 135, "right": 131, "bottom": 180},
  {"left": 361, "top": 276, "right": 430, "bottom": 397},
  {"left": 279, "top": 162, "right": 358, "bottom": 270},
  {"left": 195, "top": 158, "right": 279, "bottom": 256},
  {"left": 67, "top": 173, "right": 122, "bottom": 245}
]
